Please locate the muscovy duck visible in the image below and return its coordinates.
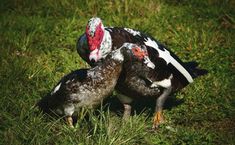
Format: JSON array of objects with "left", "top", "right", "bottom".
[
  {"left": 37, "top": 43, "right": 152, "bottom": 127},
  {"left": 76, "top": 17, "right": 208, "bottom": 128}
]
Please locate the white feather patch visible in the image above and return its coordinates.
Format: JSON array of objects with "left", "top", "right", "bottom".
[
  {"left": 100, "top": 30, "right": 112, "bottom": 58},
  {"left": 87, "top": 17, "right": 102, "bottom": 37},
  {"left": 144, "top": 56, "right": 155, "bottom": 69},
  {"left": 111, "top": 49, "right": 124, "bottom": 61},
  {"left": 52, "top": 83, "right": 61, "bottom": 94},
  {"left": 63, "top": 104, "right": 75, "bottom": 116},
  {"left": 124, "top": 28, "right": 141, "bottom": 36},
  {"left": 122, "top": 43, "right": 136, "bottom": 49},
  {"left": 151, "top": 74, "right": 173, "bottom": 88},
  {"left": 144, "top": 37, "right": 193, "bottom": 83}
]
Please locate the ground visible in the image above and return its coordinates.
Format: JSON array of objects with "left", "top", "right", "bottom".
[{"left": 0, "top": 0, "right": 234, "bottom": 144}]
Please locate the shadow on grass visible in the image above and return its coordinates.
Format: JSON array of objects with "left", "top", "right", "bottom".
[
  {"left": 102, "top": 95, "right": 185, "bottom": 117},
  {"left": 35, "top": 93, "right": 184, "bottom": 128}
]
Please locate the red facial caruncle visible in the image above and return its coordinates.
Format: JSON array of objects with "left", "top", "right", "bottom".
[
  {"left": 131, "top": 47, "right": 148, "bottom": 60},
  {"left": 86, "top": 23, "right": 104, "bottom": 62}
]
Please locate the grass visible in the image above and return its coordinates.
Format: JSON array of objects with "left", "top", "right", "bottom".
[{"left": 0, "top": 0, "right": 235, "bottom": 144}]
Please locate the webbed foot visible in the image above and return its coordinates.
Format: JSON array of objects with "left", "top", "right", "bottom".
[
  {"left": 152, "top": 111, "right": 164, "bottom": 129},
  {"left": 66, "top": 116, "right": 74, "bottom": 128}
]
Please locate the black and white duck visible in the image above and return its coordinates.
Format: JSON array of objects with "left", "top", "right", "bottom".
[{"left": 76, "top": 17, "right": 208, "bottom": 129}]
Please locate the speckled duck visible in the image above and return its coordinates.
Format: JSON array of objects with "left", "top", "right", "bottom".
[{"left": 37, "top": 43, "right": 151, "bottom": 127}]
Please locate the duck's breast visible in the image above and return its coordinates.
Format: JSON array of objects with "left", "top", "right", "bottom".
[{"left": 70, "top": 60, "right": 123, "bottom": 109}]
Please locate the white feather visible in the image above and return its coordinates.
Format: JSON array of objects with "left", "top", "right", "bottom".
[
  {"left": 151, "top": 74, "right": 173, "bottom": 88},
  {"left": 124, "top": 28, "right": 141, "bottom": 36},
  {"left": 144, "top": 37, "right": 193, "bottom": 83},
  {"left": 52, "top": 83, "right": 61, "bottom": 94}
]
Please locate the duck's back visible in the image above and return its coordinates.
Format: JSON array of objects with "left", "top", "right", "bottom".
[{"left": 38, "top": 56, "right": 124, "bottom": 116}]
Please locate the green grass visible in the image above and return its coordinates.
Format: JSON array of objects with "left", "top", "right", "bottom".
[{"left": 0, "top": 0, "right": 235, "bottom": 144}]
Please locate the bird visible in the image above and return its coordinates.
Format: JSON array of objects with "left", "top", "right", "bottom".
[
  {"left": 76, "top": 17, "right": 208, "bottom": 129},
  {"left": 37, "top": 43, "right": 153, "bottom": 127}
]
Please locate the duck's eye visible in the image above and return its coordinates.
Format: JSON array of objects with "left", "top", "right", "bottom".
[{"left": 133, "top": 48, "right": 139, "bottom": 52}]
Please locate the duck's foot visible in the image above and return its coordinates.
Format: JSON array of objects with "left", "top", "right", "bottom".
[
  {"left": 66, "top": 116, "right": 74, "bottom": 128},
  {"left": 152, "top": 111, "right": 164, "bottom": 130}
]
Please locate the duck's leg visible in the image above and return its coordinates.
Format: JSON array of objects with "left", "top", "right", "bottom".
[
  {"left": 66, "top": 116, "right": 74, "bottom": 128},
  {"left": 63, "top": 103, "right": 75, "bottom": 128},
  {"left": 117, "top": 93, "right": 133, "bottom": 120},
  {"left": 123, "top": 103, "right": 132, "bottom": 119},
  {"left": 152, "top": 86, "right": 172, "bottom": 129}
]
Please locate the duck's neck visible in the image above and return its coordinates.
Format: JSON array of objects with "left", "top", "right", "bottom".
[
  {"left": 99, "top": 49, "right": 124, "bottom": 73},
  {"left": 99, "top": 29, "right": 113, "bottom": 58},
  {"left": 88, "top": 49, "right": 124, "bottom": 82}
]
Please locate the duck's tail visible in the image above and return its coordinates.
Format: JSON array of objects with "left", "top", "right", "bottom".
[
  {"left": 185, "top": 61, "right": 208, "bottom": 79},
  {"left": 37, "top": 94, "right": 51, "bottom": 114}
]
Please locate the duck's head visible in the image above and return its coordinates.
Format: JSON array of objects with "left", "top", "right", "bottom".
[
  {"left": 121, "top": 43, "right": 155, "bottom": 69},
  {"left": 85, "top": 17, "right": 105, "bottom": 63},
  {"left": 123, "top": 44, "right": 147, "bottom": 61},
  {"left": 110, "top": 43, "right": 151, "bottom": 64}
]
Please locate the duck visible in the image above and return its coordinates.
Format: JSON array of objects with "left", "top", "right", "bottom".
[
  {"left": 37, "top": 43, "right": 152, "bottom": 127},
  {"left": 76, "top": 17, "right": 208, "bottom": 129}
]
